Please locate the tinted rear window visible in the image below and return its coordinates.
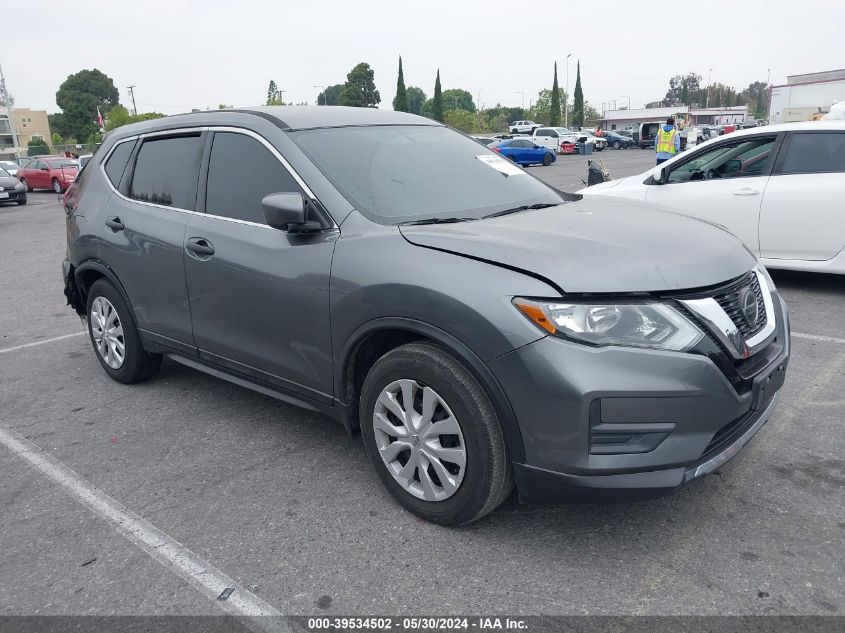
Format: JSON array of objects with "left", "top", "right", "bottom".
[
  {"left": 104, "top": 141, "right": 135, "bottom": 188},
  {"left": 292, "top": 125, "right": 562, "bottom": 224},
  {"left": 781, "top": 132, "right": 845, "bottom": 174},
  {"left": 129, "top": 135, "right": 203, "bottom": 209}
]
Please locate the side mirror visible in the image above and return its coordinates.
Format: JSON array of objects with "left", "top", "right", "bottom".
[
  {"left": 262, "top": 192, "right": 322, "bottom": 232},
  {"left": 722, "top": 158, "right": 742, "bottom": 175},
  {"left": 41, "top": 166, "right": 49, "bottom": 171},
  {"left": 533, "top": 144, "right": 540, "bottom": 149},
  {"left": 654, "top": 165, "right": 669, "bottom": 185}
]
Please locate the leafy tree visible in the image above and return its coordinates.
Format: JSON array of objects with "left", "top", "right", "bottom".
[
  {"left": 664, "top": 72, "right": 702, "bottom": 106},
  {"left": 51, "top": 132, "right": 63, "bottom": 146},
  {"left": 572, "top": 61, "right": 584, "bottom": 127},
  {"left": 405, "top": 86, "right": 426, "bottom": 115},
  {"left": 317, "top": 84, "right": 343, "bottom": 106},
  {"left": 742, "top": 80, "right": 769, "bottom": 118},
  {"left": 583, "top": 102, "right": 601, "bottom": 126},
  {"left": 27, "top": 137, "right": 50, "bottom": 156},
  {"left": 431, "top": 69, "right": 443, "bottom": 122},
  {"left": 443, "top": 109, "right": 475, "bottom": 133},
  {"left": 441, "top": 88, "right": 475, "bottom": 113},
  {"left": 266, "top": 80, "right": 284, "bottom": 105},
  {"left": 105, "top": 104, "right": 165, "bottom": 131},
  {"left": 530, "top": 88, "right": 565, "bottom": 126},
  {"left": 218, "top": 103, "right": 232, "bottom": 109},
  {"left": 54, "top": 69, "right": 119, "bottom": 141},
  {"left": 338, "top": 63, "right": 380, "bottom": 108},
  {"left": 549, "top": 63, "right": 561, "bottom": 126},
  {"left": 393, "top": 57, "right": 407, "bottom": 112}
]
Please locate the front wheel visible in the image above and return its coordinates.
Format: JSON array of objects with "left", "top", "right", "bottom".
[
  {"left": 20, "top": 178, "right": 32, "bottom": 192},
  {"left": 86, "top": 279, "right": 162, "bottom": 383},
  {"left": 542, "top": 153, "right": 553, "bottom": 166},
  {"left": 360, "top": 342, "right": 513, "bottom": 526},
  {"left": 613, "top": 141, "right": 621, "bottom": 150},
  {"left": 16, "top": 196, "right": 27, "bottom": 205}
]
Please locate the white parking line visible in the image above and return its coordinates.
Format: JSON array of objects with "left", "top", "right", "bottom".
[
  {"left": 0, "top": 331, "right": 86, "bottom": 354},
  {"left": 793, "top": 331, "right": 845, "bottom": 345},
  {"left": 0, "top": 426, "right": 287, "bottom": 623}
]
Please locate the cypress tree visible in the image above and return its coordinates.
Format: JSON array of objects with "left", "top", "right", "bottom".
[
  {"left": 393, "top": 56, "right": 408, "bottom": 112},
  {"left": 573, "top": 61, "right": 584, "bottom": 127},
  {"left": 549, "top": 62, "right": 561, "bottom": 126},
  {"left": 432, "top": 69, "right": 444, "bottom": 122}
]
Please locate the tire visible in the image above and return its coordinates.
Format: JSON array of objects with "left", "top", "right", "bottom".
[
  {"left": 20, "top": 178, "right": 32, "bottom": 192},
  {"left": 595, "top": 145, "right": 603, "bottom": 152},
  {"left": 52, "top": 178, "right": 62, "bottom": 193},
  {"left": 542, "top": 153, "right": 553, "bottom": 166},
  {"left": 507, "top": 154, "right": 518, "bottom": 163},
  {"left": 510, "top": 128, "right": 518, "bottom": 134},
  {"left": 613, "top": 141, "right": 621, "bottom": 150},
  {"left": 16, "top": 196, "right": 26, "bottom": 205},
  {"left": 360, "top": 342, "right": 513, "bottom": 526},
  {"left": 86, "top": 278, "right": 162, "bottom": 384}
]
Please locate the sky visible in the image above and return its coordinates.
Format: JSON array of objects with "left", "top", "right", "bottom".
[{"left": 3, "top": 0, "right": 845, "bottom": 116}]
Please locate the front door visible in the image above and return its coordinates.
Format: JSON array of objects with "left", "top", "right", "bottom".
[
  {"left": 644, "top": 133, "right": 781, "bottom": 255},
  {"left": 184, "top": 130, "right": 337, "bottom": 403}
]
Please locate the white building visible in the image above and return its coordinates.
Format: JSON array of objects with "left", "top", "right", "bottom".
[
  {"left": 600, "top": 105, "right": 748, "bottom": 131},
  {"left": 769, "top": 69, "right": 845, "bottom": 123}
]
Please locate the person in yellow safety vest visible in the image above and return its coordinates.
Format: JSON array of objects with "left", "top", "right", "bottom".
[{"left": 655, "top": 116, "right": 680, "bottom": 165}]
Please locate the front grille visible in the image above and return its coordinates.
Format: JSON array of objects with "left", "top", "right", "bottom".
[{"left": 712, "top": 271, "right": 767, "bottom": 339}]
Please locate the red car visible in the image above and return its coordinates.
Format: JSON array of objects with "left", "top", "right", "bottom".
[{"left": 18, "top": 156, "right": 79, "bottom": 193}]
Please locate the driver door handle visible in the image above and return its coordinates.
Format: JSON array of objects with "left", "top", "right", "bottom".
[
  {"left": 105, "top": 216, "right": 124, "bottom": 231},
  {"left": 733, "top": 188, "right": 760, "bottom": 196},
  {"left": 185, "top": 237, "right": 215, "bottom": 257}
]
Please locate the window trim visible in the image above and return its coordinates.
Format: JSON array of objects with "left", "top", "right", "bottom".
[
  {"left": 660, "top": 132, "right": 784, "bottom": 185},
  {"left": 772, "top": 130, "right": 845, "bottom": 176}
]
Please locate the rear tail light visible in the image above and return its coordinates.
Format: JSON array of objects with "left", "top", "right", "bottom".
[{"left": 492, "top": 147, "right": 500, "bottom": 153}]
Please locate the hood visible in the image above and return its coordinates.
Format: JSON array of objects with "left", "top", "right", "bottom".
[
  {"left": 0, "top": 176, "right": 19, "bottom": 189},
  {"left": 399, "top": 196, "right": 756, "bottom": 294}
]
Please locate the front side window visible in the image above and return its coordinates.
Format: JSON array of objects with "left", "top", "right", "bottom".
[
  {"left": 781, "top": 132, "right": 845, "bottom": 174},
  {"left": 129, "top": 135, "right": 203, "bottom": 209},
  {"left": 667, "top": 136, "right": 776, "bottom": 184},
  {"left": 535, "top": 129, "right": 550, "bottom": 137},
  {"left": 292, "top": 125, "right": 563, "bottom": 224},
  {"left": 205, "top": 132, "right": 304, "bottom": 224}
]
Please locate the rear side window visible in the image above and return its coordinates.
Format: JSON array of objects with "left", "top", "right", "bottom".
[
  {"left": 104, "top": 141, "right": 135, "bottom": 188},
  {"left": 205, "top": 132, "right": 304, "bottom": 224},
  {"left": 781, "top": 133, "right": 845, "bottom": 174},
  {"left": 129, "top": 135, "right": 203, "bottom": 209}
]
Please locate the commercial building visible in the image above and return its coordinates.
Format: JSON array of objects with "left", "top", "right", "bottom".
[
  {"left": 768, "top": 69, "right": 845, "bottom": 123},
  {"left": 12, "top": 108, "right": 51, "bottom": 147},
  {"left": 600, "top": 105, "right": 748, "bottom": 131},
  {"left": 0, "top": 106, "right": 18, "bottom": 160}
]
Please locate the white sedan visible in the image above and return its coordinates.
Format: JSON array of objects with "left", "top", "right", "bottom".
[{"left": 578, "top": 121, "right": 845, "bottom": 274}]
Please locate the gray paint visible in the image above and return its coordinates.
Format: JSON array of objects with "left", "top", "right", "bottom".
[{"left": 64, "top": 107, "right": 789, "bottom": 499}]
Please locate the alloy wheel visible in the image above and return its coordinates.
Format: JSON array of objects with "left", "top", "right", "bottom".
[
  {"left": 90, "top": 296, "right": 125, "bottom": 369},
  {"left": 372, "top": 379, "right": 466, "bottom": 502},
  {"left": 52, "top": 178, "right": 62, "bottom": 193}
]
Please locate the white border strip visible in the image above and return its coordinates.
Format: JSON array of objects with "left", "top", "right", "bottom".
[
  {"left": 0, "top": 331, "right": 86, "bottom": 354},
  {"left": 793, "top": 331, "right": 845, "bottom": 345},
  {"left": 0, "top": 426, "right": 285, "bottom": 621}
]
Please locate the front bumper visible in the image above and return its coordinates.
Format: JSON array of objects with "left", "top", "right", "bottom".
[
  {"left": 488, "top": 292, "right": 790, "bottom": 502},
  {"left": 0, "top": 187, "right": 26, "bottom": 202}
]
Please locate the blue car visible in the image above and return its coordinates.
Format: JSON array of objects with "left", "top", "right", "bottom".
[
  {"left": 604, "top": 131, "right": 635, "bottom": 149},
  {"left": 490, "top": 138, "right": 556, "bottom": 166}
]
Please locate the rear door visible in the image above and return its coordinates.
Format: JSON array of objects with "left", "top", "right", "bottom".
[
  {"left": 643, "top": 133, "right": 782, "bottom": 254},
  {"left": 759, "top": 130, "right": 845, "bottom": 261},
  {"left": 184, "top": 128, "right": 337, "bottom": 402},
  {"left": 99, "top": 132, "right": 202, "bottom": 353}
]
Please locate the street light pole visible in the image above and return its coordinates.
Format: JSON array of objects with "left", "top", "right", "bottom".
[
  {"left": 313, "top": 85, "right": 326, "bottom": 105},
  {"left": 565, "top": 52, "right": 573, "bottom": 127},
  {"left": 621, "top": 95, "right": 630, "bottom": 109},
  {"left": 706, "top": 68, "right": 713, "bottom": 108}
]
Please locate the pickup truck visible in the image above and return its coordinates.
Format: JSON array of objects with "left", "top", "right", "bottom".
[{"left": 533, "top": 127, "right": 606, "bottom": 153}]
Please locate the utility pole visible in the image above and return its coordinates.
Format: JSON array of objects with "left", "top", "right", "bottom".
[
  {"left": 313, "top": 85, "right": 325, "bottom": 105},
  {"left": 565, "top": 53, "right": 573, "bottom": 127},
  {"left": 706, "top": 68, "right": 713, "bottom": 109},
  {"left": 126, "top": 85, "right": 137, "bottom": 116}
]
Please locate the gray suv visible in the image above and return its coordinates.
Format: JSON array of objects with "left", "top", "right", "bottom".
[{"left": 63, "top": 107, "right": 790, "bottom": 525}]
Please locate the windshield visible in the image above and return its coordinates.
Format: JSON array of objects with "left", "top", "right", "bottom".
[
  {"left": 292, "top": 125, "right": 563, "bottom": 224},
  {"left": 0, "top": 168, "right": 10, "bottom": 178}
]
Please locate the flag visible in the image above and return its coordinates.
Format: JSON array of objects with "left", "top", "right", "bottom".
[{"left": 96, "top": 106, "right": 104, "bottom": 130}]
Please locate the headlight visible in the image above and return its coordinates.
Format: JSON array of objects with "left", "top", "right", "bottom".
[
  {"left": 14, "top": 181, "right": 24, "bottom": 189},
  {"left": 757, "top": 264, "right": 776, "bottom": 292},
  {"left": 513, "top": 298, "right": 703, "bottom": 351}
]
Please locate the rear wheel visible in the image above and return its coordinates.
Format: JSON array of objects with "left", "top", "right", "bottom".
[
  {"left": 360, "top": 342, "right": 513, "bottom": 525},
  {"left": 86, "top": 279, "right": 162, "bottom": 383},
  {"left": 52, "top": 178, "right": 62, "bottom": 193}
]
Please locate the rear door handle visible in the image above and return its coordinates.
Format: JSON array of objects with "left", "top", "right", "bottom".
[
  {"left": 105, "top": 216, "right": 124, "bottom": 230},
  {"left": 185, "top": 237, "right": 215, "bottom": 257},
  {"left": 733, "top": 188, "right": 760, "bottom": 196}
]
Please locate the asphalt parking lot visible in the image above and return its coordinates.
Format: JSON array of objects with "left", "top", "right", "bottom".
[{"left": 1, "top": 187, "right": 844, "bottom": 619}]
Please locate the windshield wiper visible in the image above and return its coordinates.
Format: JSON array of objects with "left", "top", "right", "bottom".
[
  {"left": 483, "top": 203, "right": 561, "bottom": 219},
  {"left": 400, "top": 217, "right": 478, "bottom": 226}
]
